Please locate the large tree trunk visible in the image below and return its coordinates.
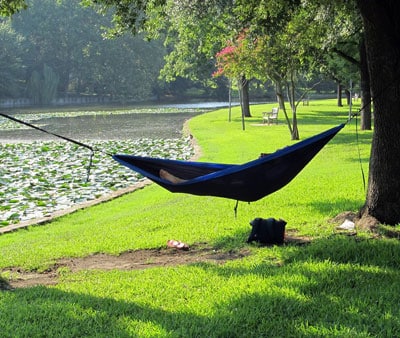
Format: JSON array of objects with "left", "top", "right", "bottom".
[
  {"left": 359, "top": 37, "right": 372, "bottom": 130},
  {"left": 357, "top": 0, "right": 400, "bottom": 226}
]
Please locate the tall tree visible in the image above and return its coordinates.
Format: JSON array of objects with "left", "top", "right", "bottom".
[
  {"left": 149, "top": 0, "right": 254, "bottom": 116},
  {"left": 246, "top": 3, "right": 327, "bottom": 140},
  {"left": 318, "top": 2, "right": 371, "bottom": 130},
  {"left": 213, "top": 33, "right": 255, "bottom": 118},
  {"left": 0, "top": 20, "right": 25, "bottom": 98},
  {"left": 356, "top": 0, "right": 400, "bottom": 226},
  {"left": 12, "top": 0, "right": 94, "bottom": 93},
  {"left": 6, "top": 0, "right": 166, "bottom": 102}
]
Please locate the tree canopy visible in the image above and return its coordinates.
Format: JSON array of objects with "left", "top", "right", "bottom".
[
  {"left": 0, "top": 0, "right": 26, "bottom": 16},
  {"left": 0, "top": 21, "right": 25, "bottom": 98},
  {"left": 0, "top": 0, "right": 168, "bottom": 103}
]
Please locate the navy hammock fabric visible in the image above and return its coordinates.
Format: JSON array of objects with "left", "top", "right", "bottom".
[{"left": 113, "top": 124, "right": 345, "bottom": 202}]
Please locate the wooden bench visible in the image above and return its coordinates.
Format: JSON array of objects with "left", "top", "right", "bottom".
[{"left": 263, "top": 107, "right": 279, "bottom": 125}]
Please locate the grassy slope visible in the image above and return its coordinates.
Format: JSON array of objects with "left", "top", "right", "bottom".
[{"left": 1, "top": 100, "right": 400, "bottom": 337}]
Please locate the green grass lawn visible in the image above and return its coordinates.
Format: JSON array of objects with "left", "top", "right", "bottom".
[{"left": 1, "top": 99, "right": 400, "bottom": 337}]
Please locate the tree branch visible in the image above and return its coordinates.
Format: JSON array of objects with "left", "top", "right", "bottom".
[{"left": 332, "top": 47, "right": 360, "bottom": 66}]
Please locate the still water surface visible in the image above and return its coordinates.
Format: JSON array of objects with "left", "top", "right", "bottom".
[
  {"left": 0, "top": 111, "right": 202, "bottom": 142},
  {"left": 0, "top": 102, "right": 237, "bottom": 142}
]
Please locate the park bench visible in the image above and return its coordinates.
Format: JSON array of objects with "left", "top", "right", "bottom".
[{"left": 263, "top": 107, "right": 279, "bottom": 125}]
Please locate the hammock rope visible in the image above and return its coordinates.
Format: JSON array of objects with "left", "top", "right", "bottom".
[
  {"left": 0, "top": 112, "right": 95, "bottom": 152},
  {"left": 0, "top": 112, "right": 100, "bottom": 182}
]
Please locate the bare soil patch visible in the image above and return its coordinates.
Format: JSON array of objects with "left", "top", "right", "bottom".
[
  {"left": 1, "top": 244, "right": 251, "bottom": 290},
  {"left": 1, "top": 234, "right": 310, "bottom": 290}
]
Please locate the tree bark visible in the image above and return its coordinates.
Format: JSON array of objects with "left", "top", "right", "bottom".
[
  {"left": 238, "top": 75, "right": 251, "bottom": 118},
  {"left": 359, "top": 37, "right": 372, "bottom": 130},
  {"left": 275, "top": 80, "right": 293, "bottom": 136},
  {"left": 333, "top": 39, "right": 372, "bottom": 128},
  {"left": 344, "top": 89, "right": 351, "bottom": 106},
  {"left": 357, "top": 0, "right": 400, "bottom": 226},
  {"left": 337, "top": 82, "right": 343, "bottom": 107},
  {"left": 287, "top": 75, "right": 299, "bottom": 140}
]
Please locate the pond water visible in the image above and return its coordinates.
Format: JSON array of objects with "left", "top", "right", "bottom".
[
  {"left": 0, "top": 104, "right": 221, "bottom": 226},
  {"left": 0, "top": 101, "right": 239, "bottom": 142},
  {"left": 0, "top": 111, "right": 203, "bottom": 142}
]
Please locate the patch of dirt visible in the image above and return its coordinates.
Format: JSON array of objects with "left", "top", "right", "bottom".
[
  {"left": 357, "top": 214, "right": 380, "bottom": 230},
  {"left": 1, "top": 234, "right": 311, "bottom": 290},
  {"left": 1, "top": 244, "right": 251, "bottom": 289},
  {"left": 329, "top": 210, "right": 380, "bottom": 233},
  {"left": 329, "top": 211, "right": 359, "bottom": 224},
  {"left": 285, "top": 230, "right": 312, "bottom": 245}
]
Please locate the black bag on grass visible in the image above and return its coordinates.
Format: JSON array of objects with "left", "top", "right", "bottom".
[{"left": 247, "top": 218, "right": 287, "bottom": 245}]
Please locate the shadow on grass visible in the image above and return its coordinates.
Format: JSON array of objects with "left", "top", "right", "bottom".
[
  {"left": 239, "top": 115, "right": 372, "bottom": 147},
  {"left": 331, "top": 130, "right": 372, "bottom": 145},
  {"left": 194, "top": 235, "right": 400, "bottom": 335},
  {"left": 239, "top": 107, "right": 349, "bottom": 125},
  {"left": 2, "top": 236, "right": 400, "bottom": 337},
  {"left": 0, "top": 276, "right": 11, "bottom": 291},
  {"left": 288, "top": 234, "right": 400, "bottom": 269},
  {"left": 308, "top": 198, "right": 363, "bottom": 217}
]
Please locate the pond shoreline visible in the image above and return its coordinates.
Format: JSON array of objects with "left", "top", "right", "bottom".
[{"left": 0, "top": 180, "right": 152, "bottom": 234}]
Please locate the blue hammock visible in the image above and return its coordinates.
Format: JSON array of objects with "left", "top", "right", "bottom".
[{"left": 113, "top": 124, "right": 345, "bottom": 202}]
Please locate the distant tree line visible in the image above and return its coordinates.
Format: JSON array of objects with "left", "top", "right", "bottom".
[
  {"left": 0, "top": 0, "right": 229, "bottom": 105},
  {"left": 1, "top": 0, "right": 339, "bottom": 108}
]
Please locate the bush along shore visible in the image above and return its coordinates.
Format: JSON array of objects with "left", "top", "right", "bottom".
[{"left": 0, "top": 137, "right": 194, "bottom": 226}]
